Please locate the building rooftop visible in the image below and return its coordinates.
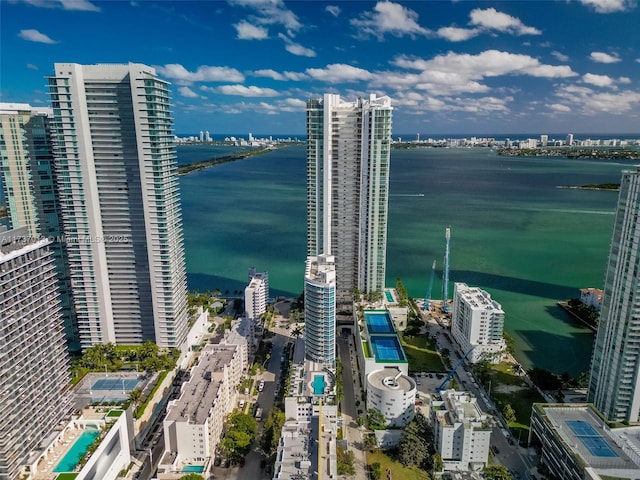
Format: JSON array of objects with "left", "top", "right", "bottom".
[
  {"left": 367, "top": 367, "right": 415, "bottom": 393},
  {"left": 166, "top": 344, "right": 237, "bottom": 424}
]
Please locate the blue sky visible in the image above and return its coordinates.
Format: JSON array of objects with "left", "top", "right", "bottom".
[{"left": 2, "top": 0, "right": 640, "bottom": 135}]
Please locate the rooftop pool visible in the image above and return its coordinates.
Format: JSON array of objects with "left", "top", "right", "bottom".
[{"left": 53, "top": 428, "right": 100, "bottom": 473}]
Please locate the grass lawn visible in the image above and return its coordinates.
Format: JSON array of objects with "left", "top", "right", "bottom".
[
  {"left": 55, "top": 474, "right": 79, "bottom": 480},
  {"left": 488, "top": 363, "right": 545, "bottom": 438},
  {"left": 400, "top": 334, "right": 447, "bottom": 373},
  {"left": 367, "top": 450, "right": 430, "bottom": 480}
]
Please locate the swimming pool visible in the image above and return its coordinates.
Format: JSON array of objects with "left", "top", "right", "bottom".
[
  {"left": 364, "top": 311, "right": 395, "bottom": 334},
  {"left": 385, "top": 291, "right": 395, "bottom": 303},
  {"left": 312, "top": 375, "right": 327, "bottom": 395},
  {"left": 370, "top": 335, "right": 406, "bottom": 362},
  {"left": 53, "top": 429, "right": 100, "bottom": 473},
  {"left": 182, "top": 465, "right": 205, "bottom": 473}
]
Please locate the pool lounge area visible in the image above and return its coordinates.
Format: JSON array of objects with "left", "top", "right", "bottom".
[{"left": 53, "top": 429, "right": 100, "bottom": 473}]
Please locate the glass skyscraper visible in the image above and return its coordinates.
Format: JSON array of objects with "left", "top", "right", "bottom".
[
  {"left": 306, "top": 94, "right": 392, "bottom": 307},
  {"left": 588, "top": 166, "right": 640, "bottom": 422},
  {"left": 47, "top": 63, "right": 188, "bottom": 350},
  {"left": 304, "top": 254, "right": 336, "bottom": 365}
]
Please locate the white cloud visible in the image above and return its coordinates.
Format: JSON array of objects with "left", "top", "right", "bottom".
[
  {"left": 277, "top": 33, "right": 316, "bottom": 57},
  {"left": 350, "top": 1, "right": 430, "bottom": 39},
  {"left": 437, "top": 27, "right": 479, "bottom": 42},
  {"left": 590, "top": 51, "right": 621, "bottom": 63},
  {"left": 555, "top": 84, "right": 640, "bottom": 114},
  {"left": 619, "top": 76, "right": 632, "bottom": 84},
  {"left": 583, "top": 73, "right": 614, "bottom": 87},
  {"left": 280, "top": 98, "right": 307, "bottom": 111},
  {"left": 213, "top": 85, "right": 280, "bottom": 97},
  {"left": 551, "top": 51, "right": 570, "bottom": 62},
  {"left": 156, "top": 64, "right": 244, "bottom": 83},
  {"left": 178, "top": 86, "right": 199, "bottom": 98},
  {"left": 469, "top": 8, "right": 542, "bottom": 35},
  {"left": 578, "top": 0, "right": 634, "bottom": 13},
  {"left": 550, "top": 103, "right": 571, "bottom": 112},
  {"left": 15, "top": 0, "right": 100, "bottom": 11},
  {"left": 234, "top": 20, "right": 268, "bottom": 40},
  {"left": 306, "top": 63, "right": 373, "bottom": 83},
  {"left": 325, "top": 5, "right": 340, "bottom": 17},
  {"left": 26, "top": 63, "right": 39, "bottom": 70},
  {"left": 18, "top": 29, "right": 57, "bottom": 44},
  {"left": 228, "top": 0, "right": 302, "bottom": 36},
  {"left": 252, "top": 69, "right": 308, "bottom": 81}
]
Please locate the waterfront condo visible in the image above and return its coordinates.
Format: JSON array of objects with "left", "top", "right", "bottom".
[
  {"left": 306, "top": 94, "right": 392, "bottom": 307},
  {"left": 47, "top": 63, "right": 188, "bottom": 350}
]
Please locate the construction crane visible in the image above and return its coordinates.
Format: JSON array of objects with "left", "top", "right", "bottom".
[
  {"left": 436, "top": 347, "right": 474, "bottom": 393},
  {"left": 424, "top": 260, "right": 436, "bottom": 311},
  {"left": 441, "top": 227, "right": 451, "bottom": 313}
]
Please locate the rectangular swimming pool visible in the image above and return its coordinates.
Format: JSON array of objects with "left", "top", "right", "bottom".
[
  {"left": 370, "top": 335, "right": 406, "bottom": 362},
  {"left": 53, "top": 429, "right": 100, "bottom": 473},
  {"left": 182, "top": 465, "right": 205, "bottom": 473},
  {"left": 364, "top": 311, "right": 395, "bottom": 334},
  {"left": 385, "top": 291, "right": 395, "bottom": 303}
]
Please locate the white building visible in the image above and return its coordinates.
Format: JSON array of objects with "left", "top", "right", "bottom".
[
  {"left": 430, "top": 390, "right": 491, "bottom": 472},
  {"left": 530, "top": 403, "right": 640, "bottom": 480},
  {"left": 304, "top": 254, "right": 336, "bottom": 366},
  {"left": 580, "top": 287, "right": 603, "bottom": 311},
  {"left": 366, "top": 367, "right": 416, "bottom": 427},
  {"left": 47, "top": 63, "right": 189, "bottom": 350},
  {"left": 540, "top": 134, "right": 548, "bottom": 147},
  {"left": 450, "top": 283, "right": 506, "bottom": 363},
  {"left": 306, "top": 93, "right": 393, "bottom": 306},
  {"left": 589, "top": 167, "right": 640, "bottom": 422},
  {"left": 245, "top": 267, "right": 268, "bottom": 321},
  {"left": 161, "top": 343, "right": 242, "bottom": 473},
  {"left": 0, "top": 229, "right": 73, "bottom": 480}
]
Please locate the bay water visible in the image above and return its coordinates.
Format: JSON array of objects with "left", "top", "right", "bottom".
[{"left": 179, "top": 144, "right": 636, "bottom": 376}]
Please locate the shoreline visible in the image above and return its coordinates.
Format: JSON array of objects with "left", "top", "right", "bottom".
[
  {"left": 557, "top": 301, "right": 597, "bottom": 332},
  {"left": 177, "top": 145, "right": 285, "bottom": 176}
]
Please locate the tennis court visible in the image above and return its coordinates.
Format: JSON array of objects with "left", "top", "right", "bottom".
[
  {"left": 566, "top": 420, "right": 618, "bottom": 458},
  {"left": 370, "top": 335, "right": 406, "bottom": 362},
  {"left": 92, "top": 378, "right": 141, "bottom": 391},
  {"left": 365, "top": 311, "right": 395, "bottom": 334}
]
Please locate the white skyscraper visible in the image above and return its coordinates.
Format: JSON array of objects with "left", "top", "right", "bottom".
[
  {"left": 245, "top": 268, "right": 268, "bottom": 321},
  {"left": 589, "top": 167, "right": 640, "bottom": 422},
  {"left": 304, "top": 254, "right": 336, "bottom": 365},
  {"left": 306, "top": 93, "right": 392, "bottom": 306},
  {"left": 47, "top": 63, "right": 188, "bottom": 350},
  {"left": 0, "top": 228, "right": 73, "bottom": 479},
  {"left": 451, "top": 282, "right": 506, "bottom": 363}
]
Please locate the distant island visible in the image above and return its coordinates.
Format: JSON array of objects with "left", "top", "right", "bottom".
[
  {"left": 498, "top": 147, "right": 640, "bottom": 160},
  {"left": 177, "top": 146, "right": 282, "bottom": 176},
  {"left": 557, "top": 183, "right": 620, "bottom": 191}
]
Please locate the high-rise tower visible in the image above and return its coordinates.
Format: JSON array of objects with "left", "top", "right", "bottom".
[
  {"left": 0, "top": 103, "right": 79, "bottom": 350},
  {"left": 0, "top": 228, "right": 73, "bottom": 479},
  {"left": 306, "top": 94, "right": 392, "bottom": 306},
  {"left": 588, "top": 166, "right": 640, "bottom": 422},
  {"left": 47, "top": 63, "right": 188, "bottom": 350},
  {"left": 304, "top": 254, "right": 336, "bottom": 365}
]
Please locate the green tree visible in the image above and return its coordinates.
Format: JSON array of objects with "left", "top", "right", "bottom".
[
  {"left": 483, "top": 464, "right": 512, "bottom": 480},
  {"left": 180, "top": 474, "right": 204, "bottom": 480},
  {"left": 129, "top": 387, "right": 142, "bottom": 406},
  {"left": 336, "top": 446, "right": 355, "bottom": 475},
  {"left": 503, "top": 404, "right": 517, "bottom": 424},
  {"left": 397, "top": 412, "right": 434, "bottom": 470},
  {"left": 432, "top": 453, "right": 444, "bottom": 474},
  {"left": 528, "top": 367, "right": 562, "bottom": 390},
  {"left": 261, "top": 407, "right": 286, "bottom": 455},
  {"left": 370, "top": 462, "right": 382, "bottom": 480},
  {"left": 367, "top": 409, "right": 387, "bottom": 430}
]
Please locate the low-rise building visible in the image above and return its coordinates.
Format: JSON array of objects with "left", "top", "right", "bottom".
[
  {"left": 366, "top": 367, "right": 416, "bottom": 427},
  {"left": 430, "top": 390, "right": 491, "bottom": 472},
  {"left": 530, "top": 403, "right": 640, "bottom": 480},
  {"left": 450, "top": 283, "right": 506, "bottom": 363},
  {"left": 160, "top": 343, "right": 243, "bottom": 477},
  {"left": 580, "top": 288, "right": 603, "bottom": 311}
]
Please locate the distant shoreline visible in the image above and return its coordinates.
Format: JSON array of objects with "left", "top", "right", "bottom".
[
  {"left": 556, "top": 183, "right": 619, "bottom": 191},
  {"left": 177, "top": 146, "right": 283, "bottom": 176}
]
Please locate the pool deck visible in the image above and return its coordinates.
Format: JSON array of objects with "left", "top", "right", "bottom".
[{"left": 33, "top": 425, "right": 84, "bottom": 479}]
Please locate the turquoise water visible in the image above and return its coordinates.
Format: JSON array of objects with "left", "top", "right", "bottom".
[
  {"left": 312, "top": 375, "right": 327, "bottom": 395},
  {"left": 53, "top": 429, "right": 100, "bottom": 473},
  {"left": 179, "top": 145, "right": 635, "bottom": 376},
  {"left": 385, "top": 291, "right": 394, "bottom": 303},
  {"left": 182, "top": 465, "right": 205, "bottom": 473}
]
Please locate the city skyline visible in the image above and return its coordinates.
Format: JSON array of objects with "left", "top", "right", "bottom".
[{"left": 1, "top": 0, "right": 639, "bottom": 135}]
